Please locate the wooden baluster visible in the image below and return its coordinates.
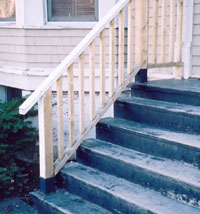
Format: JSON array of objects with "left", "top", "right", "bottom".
[
  {"left": 56, "top": 76, "right": 64, "bottom": 160},
  {"left": 152, "top": 0, "right": 159, "bottom": 64},
  {"left": 160, "top": 0, "right": 166, "bottom": 63},
  {"left": 127, "top": 0, "right": 133, "bottom": 74},
  {"left": 135, "top": 0, "right": 149, "bottom": 69},
  {"left": 169, "top": 0, "right": 175, "bottom": 62},
  {"left": 100, "top": 29, "right": 106, "bottom": 108},
  {"left": 38, "top": 89, "right": 54, "bottom": 193},
  {"left": 109, "top": 19, "right": 115, "bottom": 97},
  {"left": 89, "top": 41, "right": 95, "bottom": 120},
  {"left": 68, "top": 64, "right": 75, "bottom": 147},
  {"left": 175, "top": 0, "right": 183, "bottom": 79},
  {"left": 118, "top": 8, "right": 125, "bottom": 85},
  {"left": 79, "top": 53, "right": 85, "bottom": 134}
]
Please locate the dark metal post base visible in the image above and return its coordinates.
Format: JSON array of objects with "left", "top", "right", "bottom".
[
  {"left": 40, "top": 177, "right": 55, "bottom": 194},
  {"left": 135, "top": 69, "right": 148, "bottom": 83}
]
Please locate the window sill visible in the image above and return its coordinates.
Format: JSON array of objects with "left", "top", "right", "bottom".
[
  {"left": 0, "top": 21, "right": 98, "bottom": 29},
  {"left": 0, "top": 22, "right": 18, "bottom": 28},
  {"left": 41, "top": 21, "right": 98, "bottom": 29}
]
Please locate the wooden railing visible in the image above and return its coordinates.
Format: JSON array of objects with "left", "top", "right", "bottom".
[
  {"left": 148, "top": 0, "right": 184, "bottom": 78},
  {"left": 19, "top": 0, "right": 183, "bottom": 193}
]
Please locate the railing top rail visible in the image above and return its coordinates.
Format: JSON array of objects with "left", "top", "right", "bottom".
[{"left": 19, "top": 0, "right": 129, "bottom": 115}]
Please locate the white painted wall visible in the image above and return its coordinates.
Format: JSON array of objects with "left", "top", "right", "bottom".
[{"left": 16, "top": 0, "right": 45, "bottom": 27}]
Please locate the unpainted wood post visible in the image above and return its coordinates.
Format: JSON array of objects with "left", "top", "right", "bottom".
[
  {"left": 160, "top": 0, "right": 166, "bottom": 63},
  {"left": 169, "top": 0, "right": 175, "bottom": 62},
  {"left": 135, "top": 0, "right": 149, "bottom": 83},
  {"left": 127, "top": 0, "right": 133, "bottom": 74},
  {"left": 56, "top": 76, "right": 64, "bottom": 160},
  {"left": 38, "top": 89, "right": 54, "bottom": 194},
  {"left": 109, "top": 19, "right": 115, "bottom": 97},
  {"left": 79, "top": 53, "right": 85, "bottom": 134},
  {"left": 175, "top": 0, "right": 184, "bottom": 79},
  {"left": 152, "top": 0, "right": 158, "bottom": 64},
  {"left": 135, "top": 0, "right": 149, "bottom": 69},
  {"left": 68, "top": 64, "right": 75, "bottom": 147},
  {"left": 89, "top": 41, "right": 95, "bottom": 120},
  {"left": 118, "top": 8, "right": 125, "bottom": 85},
  {"left": 100, "top": 29, "right": 106, "bottom": 108}
]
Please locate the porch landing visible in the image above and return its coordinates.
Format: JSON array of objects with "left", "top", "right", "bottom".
[
  {"left": 141, "top": 79, "right": 200, "bottom": 93},
  {"left": 131, "top": 78, "right": 200, "bottom": 106}
]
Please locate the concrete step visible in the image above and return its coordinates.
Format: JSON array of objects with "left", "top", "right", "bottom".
[
  {"left": 61, "top": 162, "right": 200, "bottom": 214},
  {"left": 31, "top": 190, "right": 112, "bottom": 214},
  {"left": 131, "top": 79, "right": 200, "bottom": 106},
  {"left": 114, "top": 96, "right": 200, "bottom": 134},
  {"left": 96, "top": 117, "right": 200, "bottom": 166},
  {"left": 77, "top": 138, "right": 200, "bottom": 205}
]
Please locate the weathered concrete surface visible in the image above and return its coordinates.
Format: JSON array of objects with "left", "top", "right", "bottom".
[
  {"left": 96, "top": 117, "right": 200, "bottom": 166},
  {"left": 114, "top": 96, "right": 200, "bottom": 134},
  {"left": 31, "top": 190, "right": 113, "bottom": 214},
  {"left": 131, "top": 79, "right": 200, "bottom": 106},
  {"left": 62, "top": 162, "right": 200, "bottom": 214},
  {"left": 78, "top": 139, "right": 200, "bottom": 204}
]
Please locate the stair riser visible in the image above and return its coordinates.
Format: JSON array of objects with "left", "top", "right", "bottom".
[
  {"left": 31, "top": 194, "right": 62, "bottom": 214},
  {"left": 114, "top": 101, "right": 200, "bottom": 134},
  {"left": 96, "top": 123, "right": 200, "bottom": 167},
  {"left": 77, "top": 146, "right": 200, "bottom": 202},
  {"left": 62, "top": 173, "right": 155, "bottom": 214},
  {"left": 131, "top": 85, "right": 200, "bottom": 106}
]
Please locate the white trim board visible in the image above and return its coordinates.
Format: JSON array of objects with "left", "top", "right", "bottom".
[
  {"left": 0, "top": 65, "right": 118, "bottom": 92},
  {"left": 182, "top": 0, "right": 194, "bottom": 79}
]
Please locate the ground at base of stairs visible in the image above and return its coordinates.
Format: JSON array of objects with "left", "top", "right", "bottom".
[{"left": 0, "top": 198, "right": 37, "bottom": 214}]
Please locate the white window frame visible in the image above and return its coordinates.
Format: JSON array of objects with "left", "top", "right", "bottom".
[{"left": 47, "top": 0, "right": 99, "bottom": 22}]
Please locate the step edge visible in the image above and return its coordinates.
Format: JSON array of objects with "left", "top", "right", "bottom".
[
  {"left": 31, "top": 191, "right": 70, "bottom": 214},
  {"left": 97, "top": 119, "right": 200, "bottom": 151},
  {"left": 131, "top": 83, "right": 200, "bottom": 97},
  {"left": 62, "top": 163, "right": 200, "bottom": 214},
  {"left": 80, "top": 140, "right": 200, "bottom": 189},
  {"left": 115, "top": 97, "right": 200, "bottom": 117}
]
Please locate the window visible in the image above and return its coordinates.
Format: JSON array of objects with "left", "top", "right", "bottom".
[
  {"left": 0, "top": 0, "right": 16, "bottom": 21},
  {"left": 47, "top": 0, "right": 98, "bottom": 21}
]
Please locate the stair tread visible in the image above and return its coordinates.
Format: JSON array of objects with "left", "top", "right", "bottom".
[
  {"left": 62, "top": 162, "right": 200, "bottom": 214},
  {"left": 116, "top": 96, "right": 200, "bottom": 116},
  {"left": 136, "top": 79, "right": 200, "bottom": 95},
  {"left": 81, "top": 138, "right": 200, "bottom": 188},
  {"left": 31, "top": 190, "right": 112, "bottom": 214},
  {"left": 98, "top": 117, "right": 200, "bottom": 150}
]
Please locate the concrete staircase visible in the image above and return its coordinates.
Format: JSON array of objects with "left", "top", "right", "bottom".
[{"left": 32, "top": 79, "right": 200, "bottom": 214}]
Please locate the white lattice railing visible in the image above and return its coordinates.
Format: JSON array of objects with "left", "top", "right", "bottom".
[{"left": 19, "top": 0, "right": 183, "bottom": 193}]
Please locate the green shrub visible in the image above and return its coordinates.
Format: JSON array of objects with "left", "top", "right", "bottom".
[{"left": 0, "top": 97, "right": 38, "bottom": 197}]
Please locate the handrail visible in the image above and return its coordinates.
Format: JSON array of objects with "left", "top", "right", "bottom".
[{"left": 19, "top": 0, "right": 129, "bottom": 115}]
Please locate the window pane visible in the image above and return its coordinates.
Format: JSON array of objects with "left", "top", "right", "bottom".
[
  {"left": 0, "top": 0, "right": 16, "bottom": 21},
  {"left": 76, "top": 0, "right": 95, "bottom": 18},
  {"left": 48, "top": 0, "right": 98, "bottom": 21}
]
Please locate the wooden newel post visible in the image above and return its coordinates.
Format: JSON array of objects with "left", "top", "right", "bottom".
[
  {"left": 135, "top": 0, "right": 149, "bottom": 83},
  {"left": 38, "top": 89, "right": 54, "bottom": 194},
  {"left": 175, "top": 0, "right": 184, "bottom": 79}
]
